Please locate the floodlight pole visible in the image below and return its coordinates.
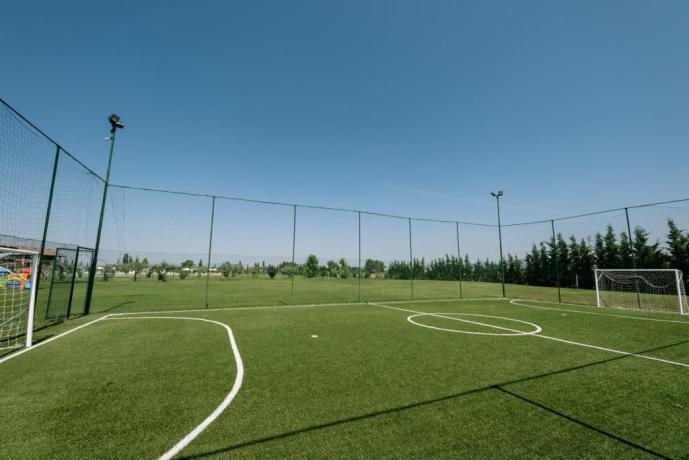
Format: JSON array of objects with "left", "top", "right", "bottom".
[
  {"left": 491, "top": 191, "right": 506, "bottom": 297},
  {"left": 84, "top": 116, "right": 122, "bottom": 315}
]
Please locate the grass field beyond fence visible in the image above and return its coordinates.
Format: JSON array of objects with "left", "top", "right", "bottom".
[{"left": 79, "top": 276, "right": 598, "bottom": 313}]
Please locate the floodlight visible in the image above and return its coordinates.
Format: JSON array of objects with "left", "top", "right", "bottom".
[
  {"left": 108, "top": 114, "right": 124, "bottom": 131},
  {"left": 490, "top": 191, "right": 503, "bottom": 197}
]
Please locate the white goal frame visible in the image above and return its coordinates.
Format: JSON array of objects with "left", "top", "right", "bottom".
[
  {"left": 594, "top": 268, "right": 688, "bottom": 315},
  {"left": 0, "top": 247, "right": 39, "bottom": 348}
]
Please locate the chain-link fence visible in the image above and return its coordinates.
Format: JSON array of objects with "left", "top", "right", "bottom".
[{"left": 3, "top": 97, "right": 689, "bottom": 319}]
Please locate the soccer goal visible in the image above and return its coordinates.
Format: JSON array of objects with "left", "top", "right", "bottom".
[
  {"left": 0, "top": 247, "right": 39, "bottom": 348},
  {"left": 594, "top": 269, "right": 688, "bottom": 314}
]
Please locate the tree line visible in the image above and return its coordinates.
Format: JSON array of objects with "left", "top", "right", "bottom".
[
  {"left": 99, "top": 219, "right": 689, "bottom": 289},
  {"left": 385, "top": 219, "right": 689, "bottom": 289}
]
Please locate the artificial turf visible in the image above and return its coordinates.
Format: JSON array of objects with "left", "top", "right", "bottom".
[
  {"left": 2, "top": 297, "right": 689, "bottom": 458},
  {"left": 77, "top": 275, "right": 598, "bottom": 314}
]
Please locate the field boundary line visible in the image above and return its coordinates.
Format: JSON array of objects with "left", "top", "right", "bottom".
[
  {"left": 106, "top": 316, "right": 244, "bottom": 460},
  {"left": 104, "top": 297, "right": 503, "bottom": 317},
  {"left": 379, "top": 297, "right": 504, "bottom": 305},
  {"left": 510, "top": 299, "right": 689, "bottom": 325},
  {"left": 0, "top": 315, "right": 111, "bottom": 365},
  {"left": 370, "top": 302, "right": 689, "bottom": 369},
  {"left": 107, "top": 302, "right": 363, "bottom": 316}
]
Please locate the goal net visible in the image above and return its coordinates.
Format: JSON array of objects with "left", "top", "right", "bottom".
[
  {"left": 594, "top": 269, "right": 688, "bottom": 314},
  {"left": 0, "top": 247, "right": 39, "bottom": 349}
]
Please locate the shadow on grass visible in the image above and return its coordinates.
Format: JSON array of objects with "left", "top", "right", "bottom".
[
  {"left": 180, "top": 338, "right": 689, "bottom": 459},
  {"left": 92, "top": 301, "right": 135, "bottom": 314}
]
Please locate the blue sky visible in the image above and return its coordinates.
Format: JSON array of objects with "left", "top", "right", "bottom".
[{"left": 3, "top": 0, "right": 689, "bottom": 262}]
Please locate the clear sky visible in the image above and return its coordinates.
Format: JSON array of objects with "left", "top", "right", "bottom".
[{"left": 3, "top": 0, "right": 689, "bottom": 263}]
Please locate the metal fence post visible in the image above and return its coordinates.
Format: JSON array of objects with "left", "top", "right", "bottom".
[
  {"left": 66, "top": 247, "right": 80, "bottom": 317},
  {"left": 205, "top": 196, "right": 216, "bottom": 309},
  {"left": 408, "top": 218, "right": 414, "bottom": 300},
  {"left": 36, "top": 145, "right": 61, "bottom": 300},
  {"left": 455, "top": 222, "right": 463, "bottom": 299},
  {"left": 551, "top": 220, "right": 562, "bottom": 303},
  {"left": 290, "top": 205, "right": 297, "bottom": 303},
  {"left": 358, "top": 211, "right": 362, "bottom": 303},
  {"left": 624, "top": 208, "right": 637, "bottom": 268},
  {"left": 625, "top": 207, "right": 641, "bottom": 308}
]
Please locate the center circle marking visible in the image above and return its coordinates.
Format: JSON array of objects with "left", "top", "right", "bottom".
[{"left": 407, "top": 313, "right": 542, "bottom": 336}]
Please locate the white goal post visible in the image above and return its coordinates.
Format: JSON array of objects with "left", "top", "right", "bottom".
[
  {"left": 594, "top": 268, "right": 688, "bottom": 315},
  {"left": 0, "top": 247, "right": 39, "bottom": 349}
]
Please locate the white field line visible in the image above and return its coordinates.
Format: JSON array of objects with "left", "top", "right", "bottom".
[
  {"left": 370, "top": 302, "right": 689, "bottom": 369},
  {"left": 514, "top": 297, "right": 689, "bottom": 317},
  {"left": 107, "top": 302, "right": 363, "bottom": 316},
  {"left": 510, "top": 299, "right": 689, "bottom": 325},
  {"left": 370, "top": 303, "right": 537, "bottom": 336},
  {"left": 407, "top": 313, "right": 542, "bottom": 336},
  {"left": 106, "top": 316, "right": 244, "bottom": 460},
  {"left": 105, "top": 297, "right": 502, "bottom": 317},
  {"left": 378, "top": 297, "right": 505, "bottom": 305},
  {"left": 0, "top": 315, "right": 111, "bottom": 365}
]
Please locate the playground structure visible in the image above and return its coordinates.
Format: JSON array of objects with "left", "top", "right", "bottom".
[{"left": 0, "top": 263, "right": 32, "bottom": 290}]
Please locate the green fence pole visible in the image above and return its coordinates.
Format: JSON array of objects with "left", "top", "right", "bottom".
[
  {"left": 205, "top": 196, "right": 216, "bottom": 309},
  {"left": 408, "top": 218, "right": 414, "bottom": 300},
  {"left": 84, "top": 122, "right": 120, "bottom": 315},
  {"left": 36, "top": 145, "right": 61, "bottom": 303},
  {"left": 290, "top": 205, "right": 297, "bottom": 303},
  {"left": 551, "top": 220, "right": 562, "bottom": 303},
  {"left": 45, "top": 253, "right": 60, "bottom": 320},
  {"left": 624, "top": 208, "right": 637, "bottom": 268},
  {"left": 625, "top": 207, "right": 641, "bottom": 308},
  {"left": 455, "top": 222, "right": 463, "bottom": 299},
  {"left": 358, "top": 211, "right": 362, "bottom": 303},
  {"left": 492, "top": 192, "right": 506, "bottom": 297},
  {"left": 66, "top": 247, "right": 80, "bottom": 317}
]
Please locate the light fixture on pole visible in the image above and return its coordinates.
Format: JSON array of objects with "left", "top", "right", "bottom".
[{"left": 84, "top": 114, "right": 124, "bottom": 314}]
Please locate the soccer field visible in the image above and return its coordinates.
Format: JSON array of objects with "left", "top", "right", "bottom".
[{"left": 2, "top": 297, "right": 689, "bottom": 458}]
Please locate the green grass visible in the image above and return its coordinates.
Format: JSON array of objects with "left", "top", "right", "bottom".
[
  {"left": 2, "top": 296, "right": 689, "bottom": 458},
  {"left": 80, "top": 275, "right": 599, "bottom": 314}
]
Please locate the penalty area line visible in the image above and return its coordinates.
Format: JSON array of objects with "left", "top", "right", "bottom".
[
  {"left": 370, "top": 302, "right": 689, "bottom": 370},
  {"left": 106, "top": 316, "right": 244, "bottom": 460}
]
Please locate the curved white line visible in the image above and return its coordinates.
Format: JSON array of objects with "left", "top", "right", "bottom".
[
  {"left": 407, "top": 313, "right": 542, "bottom": 336},
  {"left": 372, "top": 301, "right": 689, "bottom": 369},
  {"left": 107, "top": 316, "right": 244, "bottom": 460}
]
